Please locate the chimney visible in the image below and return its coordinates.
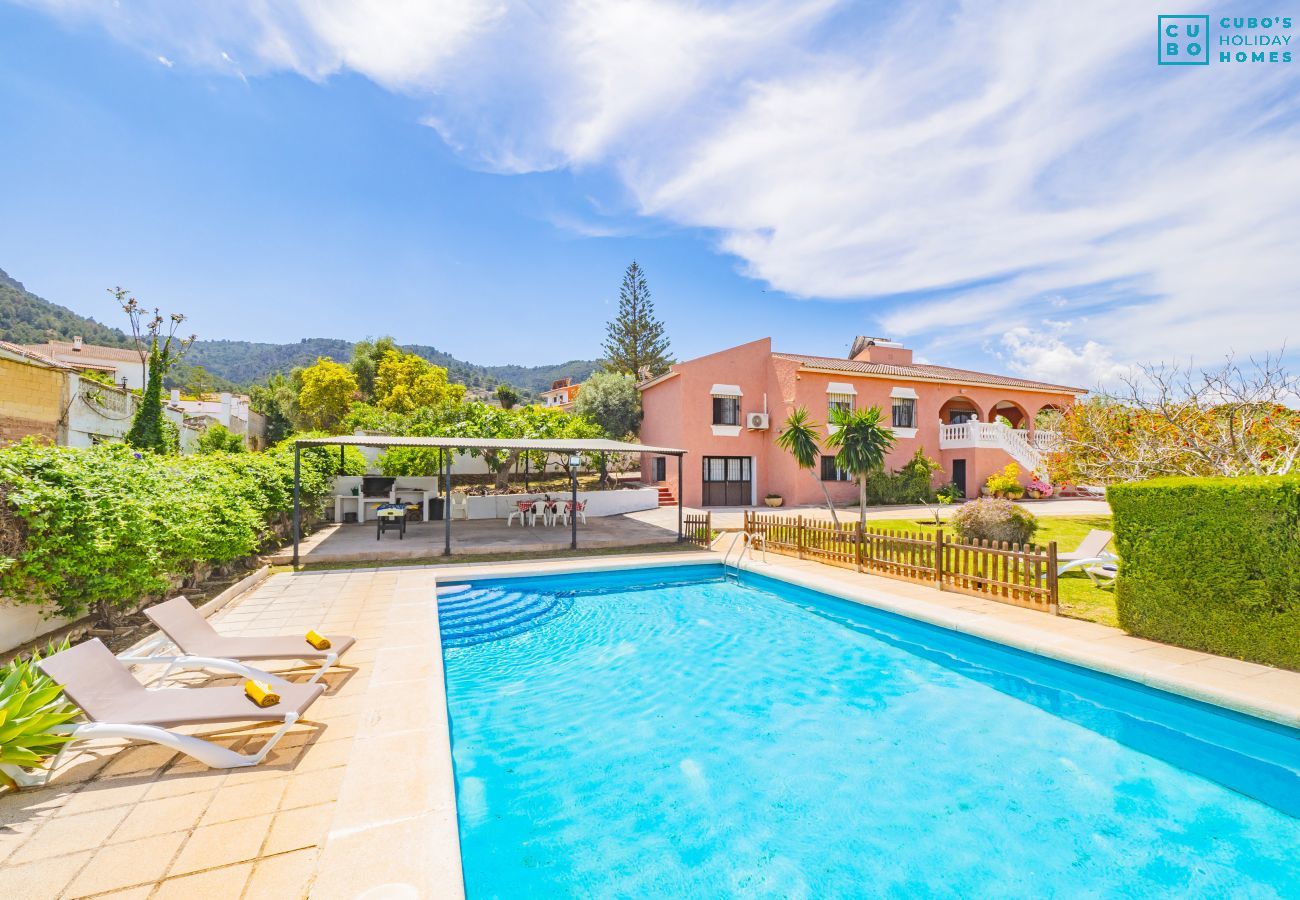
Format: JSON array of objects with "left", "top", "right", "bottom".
[
  {"left": 72, "top": 336, "right": 83, "bottom": 351},
  {"left": 849, "top": 336, "right": 913, "bottom": 365}
]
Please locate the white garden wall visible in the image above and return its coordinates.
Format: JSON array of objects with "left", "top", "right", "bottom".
[{"left": 0, "top": 601, "right": 73, "bottom": 655}]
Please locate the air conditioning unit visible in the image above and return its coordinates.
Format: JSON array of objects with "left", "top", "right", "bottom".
[{"left": 746, "top": 412, "right": 770, "bottom": 430}]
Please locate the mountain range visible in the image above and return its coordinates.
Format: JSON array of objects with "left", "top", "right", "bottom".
[{"left": 0, "top": 268, "right": 600, "bottom": 394}]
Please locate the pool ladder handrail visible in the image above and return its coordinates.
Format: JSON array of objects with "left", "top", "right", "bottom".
[{"left": 719, "top": 530, "right": 766, "bottom": 580}]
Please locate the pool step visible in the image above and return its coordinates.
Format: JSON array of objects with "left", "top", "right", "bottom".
[{"left": 438, "top": 587, "right": 570, "bottom": 647}]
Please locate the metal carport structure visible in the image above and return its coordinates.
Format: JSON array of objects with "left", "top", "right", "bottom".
[{"left": 291, "top": 435, "right": 688, "bottom": 565}]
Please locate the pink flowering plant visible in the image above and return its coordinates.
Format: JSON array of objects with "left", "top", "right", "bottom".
[{"left": 1027, "top": 479, "right": 1054, "bottom": 498}]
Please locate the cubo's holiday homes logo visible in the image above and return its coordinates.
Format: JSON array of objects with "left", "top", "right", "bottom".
[
  {"left": 1159, "top": 14, "right": 1294, "bottom": 65},
  {"left": 1159, "top": 15, "right": 1209, "bottom": 64}
]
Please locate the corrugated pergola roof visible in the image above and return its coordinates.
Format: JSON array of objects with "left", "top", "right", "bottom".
[{"left": 295, "top": 435, "right": 687, "bottom": 455}]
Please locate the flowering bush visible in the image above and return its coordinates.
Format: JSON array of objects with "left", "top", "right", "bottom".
[
  {"left": 950, "top": 498, "right": 1039, "bottom": 546},
  {"left": 984, "top": 463, "right": 1024, "bottom": 498},
  {"left": 1027, "top": 479, "right": 1054, "bottom": 498}
]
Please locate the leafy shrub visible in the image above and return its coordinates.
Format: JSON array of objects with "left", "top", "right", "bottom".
[
  {"left": 985, "top": 463, "right": 1024, "bottom": 498},
  {"left": 0, "top": 640, "right": 81, "bottom": 787},
  {"left": 949, "top": 498, "right": 1039, "bottom": 545},
  {"left": 936, "top": 481, "right": 963, "bottom": 503},
  {"left": 0, "top": 438, "right": 348, "bottom": 619},
  {"left": 865, "top": 448, "right": 940, "bottom": 504},
  {"left": 1108, "top": 476, "right": 1300, "bottom": 670},
  {"left": 196, "top": 424, "right": 245, "bottom": 454}
]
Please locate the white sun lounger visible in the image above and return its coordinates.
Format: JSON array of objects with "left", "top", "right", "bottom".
[
  {"left": 23, "top": 638, "right": 324, "bottom": 787},
  {"left": 1057, "top": 529, "right": 1118, "bottom": 576},
  {"left": 131, "top": 596, "right": 355, "bottom": 685}
]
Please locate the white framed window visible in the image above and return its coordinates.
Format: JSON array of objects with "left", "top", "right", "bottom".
[
  {"left": 891, "top": 397, "right": 916, "bottom": 429},
  {"left": 828, "top": 392, "right": 854, "bottom": 417}
]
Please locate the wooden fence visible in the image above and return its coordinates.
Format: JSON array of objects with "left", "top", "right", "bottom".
[
  {"left": 683, "top": 512, "right": 713, "bottom": 548},
  {"left": 743, "top": 512, "right": 1058, "bottom": 613}
]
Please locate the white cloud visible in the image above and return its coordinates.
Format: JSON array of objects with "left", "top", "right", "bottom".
[
  {"left": 18, "top": 0, "right": 1300, "bottom": 382},
  {"left": 156, "top": 54, "right": 172, "bottom": 67},
  {"left": 999, "top": 326, "right": 1127, "bottom": 390}
]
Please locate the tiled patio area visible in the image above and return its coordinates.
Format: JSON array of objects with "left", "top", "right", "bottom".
[
  {"left": 0, "top": 567, "right": 442, "bottom": 899},
  {"left": 266, "top": 515, "right": 679, "bottom": 565}
]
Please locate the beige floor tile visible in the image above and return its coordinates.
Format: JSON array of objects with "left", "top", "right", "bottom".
[
  {"left": 142, "top": 769, "right": 228, "bottom": 801},
  {"left": 167, "top": 813, "right": 274, "bottom": 877},
  {"left": 279, "top": 766, "right": 347, "bottom": 812},
  {"left": 0, "top": 849, "right": 94, "bottom": 900},
  {"left": 109, "top": 791, "right": 213, "bottom": 843},
  {"left": 153, "top": 861, "right": 253, "bottom": 899},
  {"left": 90, "top": 886, "right": 155, "bottom": 899},
  {"left": 263, "top": 803, "right": 334, "bottom": 855},
  {"left": 8, "top": 806, "right": 128, "bottom": 864},
  {"left": 65, "top": 831, "right": 186, "bottom": 897},
  {"left": 96, "top": 743, "right": 180, "bottom": 779},
  {"left": 292, "top": 736, "right": 354, "bottom": 773},
  {"left": 243, "top": 847, "right": 318, "bottom": 900},
  {"left": 58, "top": 776, "right": 155, "bottom": 817},
  {"left": 200, "top": 777, "right": 288, "bottom": 825}
]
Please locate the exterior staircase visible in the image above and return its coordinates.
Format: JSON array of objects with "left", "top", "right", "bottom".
[
  {"left": 938, "top": 421, "right": 1061, "bottom": 478},
  {"left": 656, "top": 485, "right": 677, "bottom": 507}
]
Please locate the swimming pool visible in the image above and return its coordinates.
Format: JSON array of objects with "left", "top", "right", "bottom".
[{"left": 439, "top": 564, "right": 1300, "bottom": 897}]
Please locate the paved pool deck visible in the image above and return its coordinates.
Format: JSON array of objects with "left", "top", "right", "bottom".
[
  {"left": 1, "top": 545, "right": 1295, "bottom": 898},
  {"left": 266, "top": 516, "right": 679, "bottom": 565}
]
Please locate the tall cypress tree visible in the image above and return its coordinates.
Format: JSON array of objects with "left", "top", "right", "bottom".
[
  {"left": 126, "top": 342, "right": 167, "bottom": 452},
  {"left": 601, "top": 261, "right": 672, "bottom": 378}
]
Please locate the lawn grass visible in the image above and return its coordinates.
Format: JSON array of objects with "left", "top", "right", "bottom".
[{"left": 855, "top": 514, "right": 1119, "bottom": 627}]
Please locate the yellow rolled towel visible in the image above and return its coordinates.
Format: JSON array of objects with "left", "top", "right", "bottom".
[
  {"left": 244, "top": 679, "right": 280, "bottom": 708},
  {"left": 305, "top": 630, "right": 331, "bottom": 651}
]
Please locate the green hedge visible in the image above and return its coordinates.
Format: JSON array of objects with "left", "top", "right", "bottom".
[
  {"left": 0, "top": 439, "right": 362, "bottom": 619},
  {"left": 1108, "top": 475, "right": 1300, "bottom": 670}
]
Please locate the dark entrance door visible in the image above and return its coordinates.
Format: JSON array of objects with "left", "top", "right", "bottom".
[
  {"left": 702, "top": 456, "right": 752, "bottom": 506},
  {"left": 951, "top": 459, "right": 967, "bottom": 498},
  {"left": 652, "top": 457, "right": 667, "bottom": 482}
]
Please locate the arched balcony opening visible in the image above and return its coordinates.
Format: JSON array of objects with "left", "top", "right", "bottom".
[
  {"left": 938, "top": 396, "right": 982, "bottom": 425},
  {"left": 988, "top": 400, "right": 1029, "bottom": 429}
]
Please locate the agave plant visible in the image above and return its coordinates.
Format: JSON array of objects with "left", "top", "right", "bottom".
[{"left": 0, "top": 641, "right": 82, "bottom": 790}]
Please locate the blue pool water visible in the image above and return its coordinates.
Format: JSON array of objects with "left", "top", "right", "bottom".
[{"left": 440, "top": 565, "right": 1300, "bottom": 898}]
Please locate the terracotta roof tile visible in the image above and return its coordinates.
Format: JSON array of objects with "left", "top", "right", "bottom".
[
  {"left": 18, "top": 341, "right": 142, "bottom": 363},
  {"left": 773, "top": 352, "right": 1085, "bottom": 393},
  {"left": 0, "top": 340, "right": 77, "bottom": 369}
]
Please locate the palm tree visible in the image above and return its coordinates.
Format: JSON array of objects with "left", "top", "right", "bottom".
[
  {"left": 826, "top": 405, "right": 896, "bottom": 530},
  {"left": 775, "top": 407, "right": 841, "bottom": 526}
]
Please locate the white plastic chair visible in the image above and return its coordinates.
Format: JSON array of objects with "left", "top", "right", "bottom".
[
  {"left": 529, "top": 499, "right": 550, "bottom": 526},
  {"left": 560, "top": 499, "right": 587, "bottom": 526},
  {"left": 506, "top": 499, "right": 532, "bottom": 527},
  {"left": 450, "top": 492, "right": 470, "bottom": 520}
]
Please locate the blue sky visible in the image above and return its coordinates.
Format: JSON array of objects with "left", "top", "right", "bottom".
[{"left": 2, "top": 1, "right": 1297, "bottom": 383}]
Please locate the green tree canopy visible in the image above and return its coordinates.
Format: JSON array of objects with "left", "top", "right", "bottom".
[
  {"left": 374, "top": 349, "right": 466, "bottom": 413},
  {"left": 495, "top": 384, "right": 520, "bottom": 410},
  {"left": 349, "top": 336, "right": 398, "bottom": 400},
  {"left": 602, "top": 261, "right": 672, "bottom": 378},
  {"left": 573, "top": 371, "right": 642, "bottom": 438},
  {"left": 297, "top": 357, "right": 358, "bottom": 432}
]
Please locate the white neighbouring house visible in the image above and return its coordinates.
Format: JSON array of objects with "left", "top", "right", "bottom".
[
  {"left": 540, "top": 377, "right": 583, "bottom": 411},
  {"left": 0, "top": 340, "right": 200, "bottom": 450},
  {"left": 168, "top": 389, "right": 269, "bottom": 450},
  {"left": 18, "top": 337, "right": 149, "bottom": 391}
]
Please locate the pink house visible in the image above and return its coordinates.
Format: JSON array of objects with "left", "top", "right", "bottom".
[{"left": 638, "top": 337, "right": 1083, "bottom": 508}]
